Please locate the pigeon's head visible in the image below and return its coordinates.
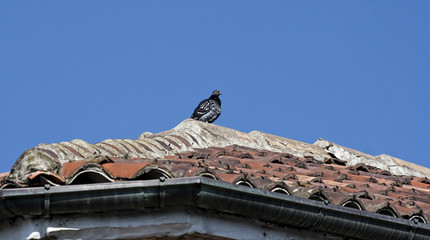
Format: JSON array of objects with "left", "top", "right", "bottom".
[{"left": 211, "top": 90, "right": 222, "bottom": 96}]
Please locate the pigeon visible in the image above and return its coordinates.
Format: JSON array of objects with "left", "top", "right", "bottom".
[{"left": 191, "top": 90, "right": 222, "bottom": 123}]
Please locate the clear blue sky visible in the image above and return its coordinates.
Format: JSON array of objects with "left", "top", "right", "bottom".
[{"left": 1, "top": 1, "right": 429, "bottom": 173}]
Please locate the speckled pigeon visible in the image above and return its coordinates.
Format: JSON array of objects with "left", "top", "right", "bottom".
[{"left": 191, "top": 90, "right": 222, "bottom": 123}]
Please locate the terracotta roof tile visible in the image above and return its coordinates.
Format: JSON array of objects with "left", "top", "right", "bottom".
[
  {"left": 102, "top": 162, "right": 152, "bottom": 179},
  {"left": 0, "top": 172, "right": 9, "bottom": 182},
  {"left": 61, "top": 160, "right": 90, "bottom": 178}
]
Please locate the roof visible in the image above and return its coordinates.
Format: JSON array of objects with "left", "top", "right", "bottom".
[{"left": 2, "top": 119, "right": 430, "bottom": 225}]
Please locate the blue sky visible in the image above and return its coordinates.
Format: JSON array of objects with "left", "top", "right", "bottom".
[{"left": 1, "top": 1, "right": 429, "bottom": 173}]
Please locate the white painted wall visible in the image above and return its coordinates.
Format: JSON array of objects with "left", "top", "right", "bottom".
[{"left": 0, "top": 208, "right": 342, "bottom": 240}]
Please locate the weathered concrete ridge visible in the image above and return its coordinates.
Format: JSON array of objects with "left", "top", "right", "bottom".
[{"left": 314, "top": 139, "right": 430, "bottom": 178}]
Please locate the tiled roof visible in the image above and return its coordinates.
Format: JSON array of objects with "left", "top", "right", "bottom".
[
  {"left": 2, "top": 119, "right": 430, "bottom": 224},
  {"left": 5, "top": 144, "right": 430, "bottom": 223}
]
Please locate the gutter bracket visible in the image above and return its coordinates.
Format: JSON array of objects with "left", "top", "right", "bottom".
[
  {"left": 159, "top": 177, "right": 166, "bottom": 209},
  {"left": 309, "top": 199, "right": 329, "bottom": 229},
  {"left": 407, "top": 219, "right": 419, "bottom": 240},
  {"left": 44, "top": 184, "right": 51, "bottom": 218},
  {"left": 0, "top": 189, "right": 15, "bottom": 219}
]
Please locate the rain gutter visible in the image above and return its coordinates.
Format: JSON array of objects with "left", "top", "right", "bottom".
[{"left": 1, "top": 177, "right": 429, "bottom": 240}]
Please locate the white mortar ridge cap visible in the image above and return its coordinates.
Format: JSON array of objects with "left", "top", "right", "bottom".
[
  {"left": 314, "top": 138, "right": 430, "bottom": 178},
  {"left": 377, "top": 154, "right": 430, "bottom": 178}
]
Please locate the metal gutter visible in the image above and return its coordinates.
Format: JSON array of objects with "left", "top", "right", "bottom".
[{"left": 1, "top": 177, "right": 429, "bottom": 240}]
